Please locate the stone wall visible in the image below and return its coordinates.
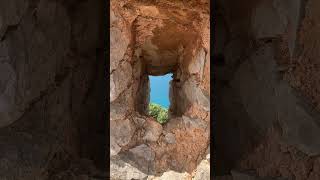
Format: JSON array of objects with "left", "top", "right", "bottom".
[
  {"left": 110, "top": 0, "right": 210, "bottom": 179},
  {"left": 214, "top": 0, "right": 320, "bottom": 179},
  {"left": 0, "top": 0, "right": 106, "bottom": 179}
]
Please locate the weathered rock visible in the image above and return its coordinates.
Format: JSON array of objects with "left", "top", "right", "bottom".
[
  {"left": 110, "top": 27, "right": 130, "bottom": 72},
  {"left": 110, "top": 155, "right": 148, "bottom": 180},
  {"left": 231, "top": 170, "right": 286, "bottom": 180},
  {"left": 109, "top": 0, "right": 210, "bottom": 178},
  {"left": 110, "top": 8, "right": 117, "bottom": 25},
  {"left": 0, "top": 63, "right": 18, "bottom": 127},
  {"left": 150, "top": 171, "right": 191, "bottom": 180},
  {"left": 0, "top": 0, "right": 106, "bottom": 179},
  {"left": 120, "top": 144, "right": 156, "bottom": 174},
  {"left": 193, "top": 160, "right": 210, "bottom": 180},
  {"left": 206, "top": 154, "right": 210, "bottom": 162},
  {"left": 231, "top": 45, "right": 278, "bottom": 132},
  {"left": 110, "top": 137, "right": 121, "bottom": 157},
  {"left": 110, "top": 61, "right": 132, "bottom": 102},
  {"left": 188, "top": 48, "right": 206, "bottom": 80},
  {"left": 214, "top": 176, "right": 234, "bottom": 180},
  {"left": 231, "top": 170, "right": 258, "bottom": 180},
  {"left": 110, "top": 102, "right": 128, "bottom": 121},
  {"left": 232, "top": 44, "right": 320, "bottom": 155},
  {"left": 133, "top": 116, "right": 146, "bottom": 127},
  {"left": 214, "top": 0, "right": 320, "bottom": 179},
  {"left": 182, "top": 115, "right": 207, "bottom": 130},
  {"left": 252, "top": 0, "right": 287, "bottom": 39},
  {"left": 129, "top": 144, "right": 155, "bottom": 162},
  {"left": 0, "top": 0, "right": 28, "bottom": 37},
  {"left": 72, "top": 0, "right": 103, "bottom": 54},
  {"left": 110, "top": 118, "right": 136, "bottom": 147},
  {"left": 143, "top": 118, "right": 163, "bottom": 142},
  {"left": 164, "top": 133, "right": 176, "bottom": 144},
  {"left": 182, "top": 77, "right": 210, "bottom": 111},
  {"left": 272, "top": 0, "right": 301, "bottom": 57}
]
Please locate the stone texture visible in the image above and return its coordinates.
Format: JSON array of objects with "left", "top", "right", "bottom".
[
  {"left": 232, "top": 44, "right": 320, "bottom": 155},
  {"left": 231, "top": 170, "right": 287, "bottom": 180},
  {"left": 110, "top": 0, "right": 210, "bottom": 178},
  {"left": 149, "top": 171, "right": 191, "bottom": 180},
  {"left": 181, "top": 77, "right": 210, "bottom": 112},
  {"left": 193, "top": 160, "right": 210, "bottom": 180},
  {"left": 0, "top": 0, "right": 106, "bottom": 178},
  {"left": 110, "top": 156, "right": 148, "bottom": 180},
  {"left": 252, "top": 0, "right": 287, "bottom": 39},
  {"left": 0, "top": 62, "right": 18, "bottom": 127},
  {"left": 213, "top": 0, "right": 320, "bottom": 178},
  {"left": 129, "top": 144, "right": 155, "bottom": 162},
  {"left": 110, "top": 118, "right": 136, "bottom": 147},
  {"left": 215, "top": 176, "right": 234, "bottom": 180},
  {"left": 284, "top": 0, "right": 320, "bottom": 111},
  {"left": 110, "top": 137, "right": 121, "bottom": 157},
  {"left": 143, "top": 118, "right": 163, "bottom": 142},
  {"left": 188, "top": 48, "right": 206, "bottom": 79},
  {"left": 120, "top": 144, "right": 156, "bottom": 174},
  {"left": 182, "top": 115, "right": 207, "bottom": 130},
  {"left": 164, "top": 133, "right": 176, "bottom": 144},
  {"left": 110, "top": 102, "right": 129, "bottom": 121},
  {"left": 72, "top": 0, "right": 103, "bottom": 55},
  {"left": 0, "top": 0, "right": 28, "bottom": 37},
  {"left": 110, "top": 27, "right": 130, "bottom": 72},
  {"left": 110, "top": 61, "right": 132, "bottom": 102}
]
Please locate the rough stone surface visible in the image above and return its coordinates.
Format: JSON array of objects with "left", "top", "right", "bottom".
[
  {"left": 110, "top": 118, "right": 136, "bottom": 147},
  {"left": 214, "top": 0, "right": 320, "bottom": 179},
  {"left": 239, "top": 129, "right": 320, "bottom": 180},
  {"left": 110, "top": 155, "right": 148, "bottom": 180},
  {"left": 0, "top": 0, "right": 106, "bottom": 178},
  {"left": 110, "top": 137, "right": 121, "bottom": 157},
  {"left": 193, "top": 160, "right": 210, "bottom": 180},
  {"left": 110, "top": 27, "right": 130, "bottom": 72},
  {"left": 182, "top": 115, "right": 207, "bottom": 130},
  {"left": 164, "top": 133, "right": 176, "bottom": 144},
  {"left": 232, "top": 44, "right": 320, "bottom": 155},
  {"left": 110, "top": 0, "right": 210, "bottom": 178},
  {"left": 152, "top": 171, "right": 191, "bottom": 180},
  {"left": 0, "top": 63, "right": 19, "bottom": 127},
  {"left": 110, "top": 61, "right": 133, "bottom": 102},
  {"left": 188, "top": 48, "right": 206, "bottom": 79},
  {"left": 284, "top": 0, "right": 320, "bottom": 111},
  {"left": 143, "top": 118, "right": 163, "bottom": 142},
  {"left": 181, "top": 77, "right": 210, "bottom": 112},
  {"left": 119, "top": 144, "right": 156, "bottom": 175},
  {"left": 234, "top": 172, "right": 289, "bottom": 180},
  {"left": 252, "top": 0, "right": 287, "bottom": 39}
]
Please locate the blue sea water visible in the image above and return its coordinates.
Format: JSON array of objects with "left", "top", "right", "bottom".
[{"left": 149, "top": 73, "right": 173, "bottom": 109}]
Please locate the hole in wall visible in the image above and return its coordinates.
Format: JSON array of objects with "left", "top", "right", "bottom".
[
  {"left": 148, "top": 73, "right": 173, "bottom": 124},
  {"left": 149, "top": 73, "right": 172, "bottom": 109},
  {"left": 110, "top": 1, "right": 210, "bottom": 177}
]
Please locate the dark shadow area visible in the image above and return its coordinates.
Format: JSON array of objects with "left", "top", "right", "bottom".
[
  {"left": 213, "top": 77, "right": 263, "bottom": 175},
  {"left": 212, "top": 1, "right": 263, "bottom": 175},
  {"left": 0, "top": 0, "right": 109, "bottom": 178}
]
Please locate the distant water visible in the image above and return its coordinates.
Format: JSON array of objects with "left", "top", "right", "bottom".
[{"left": 149, "top": 73, "right": 173, "bottom": 109}]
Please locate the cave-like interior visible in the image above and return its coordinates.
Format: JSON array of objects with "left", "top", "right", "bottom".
[
  {"left": 213, "top": 0, "right": 320, "bottom": 179},
  {"left": 110, "top": 0, "right": 210, "bottom": 178},
  {"left": 0, "top": 0, "right": 107, "bottom": 179}
]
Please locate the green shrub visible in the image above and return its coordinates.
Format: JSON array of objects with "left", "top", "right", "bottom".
[{"left": 148, "top": 103, "right": 168, "bottom": 124}]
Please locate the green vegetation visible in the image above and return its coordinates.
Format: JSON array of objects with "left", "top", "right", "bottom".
[{"left": 148, "top": 103, "right": 169, "bottom": 124}]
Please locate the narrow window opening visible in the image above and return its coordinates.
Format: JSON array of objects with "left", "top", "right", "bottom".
[{"left": 148, "top": 73, "right": 173, "bottom": 124}]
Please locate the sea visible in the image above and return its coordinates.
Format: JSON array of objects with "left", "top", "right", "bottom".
[{"left": 149, "top": 73, "right": 173, "bottom": 109}]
